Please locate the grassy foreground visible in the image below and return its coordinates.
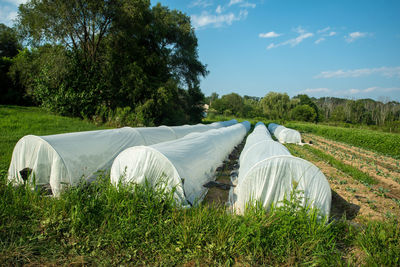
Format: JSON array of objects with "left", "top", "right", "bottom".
[
  {"left": 1, "top": 106, "right": 400, "bottom": 265},
  {"left": 2, "top": 175, "right": 399, "bottom": 266}
]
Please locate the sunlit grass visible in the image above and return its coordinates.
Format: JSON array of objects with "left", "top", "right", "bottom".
[{"left": 0, "top": 105, "right": 108, "bottom": 170}]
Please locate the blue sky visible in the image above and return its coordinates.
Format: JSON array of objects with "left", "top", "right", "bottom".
[{"left": 2, "top": 0, "right": 400, "bottom": 101}]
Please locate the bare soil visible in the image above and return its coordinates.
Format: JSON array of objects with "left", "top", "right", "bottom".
[
  {"left": 203, "top": 140, "right": 245, "bottom": 205},
  {"left": 203, "top": 132, "right": 400, "bottom": 223},
  {"left": 302, "top": 134, "right": 400, "bottom": 199},
  {"left": 295, "top": 135, "right": 400, "bottom": 222}
]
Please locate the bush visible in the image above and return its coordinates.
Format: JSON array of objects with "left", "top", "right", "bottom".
[{"left": 291, "top": 104, "right": 317, "bottom": 122}]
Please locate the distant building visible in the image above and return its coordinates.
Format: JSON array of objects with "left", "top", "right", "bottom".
[{"left": 203, "top": 104, "right": 209, "bottom": 118}]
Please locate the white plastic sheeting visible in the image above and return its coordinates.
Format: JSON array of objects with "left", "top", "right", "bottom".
[
  {"left": 111, "top": 121, "right": 251, "bottom": 205},
  {"left": 8, "top": 120, "right": 237, "bottom": 196},
  {"left": 230, "top": 122, "right": 331, "bottom": 216},
  {"left": 268, "top": 123, "right": 301, "bottom": 144}
]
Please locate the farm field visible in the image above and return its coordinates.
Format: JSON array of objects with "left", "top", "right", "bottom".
[
  {"left": 1, "top": 106, "right": 400, "bottom": 265},
  {"left": 286, "top": 122, "right": 400, "bottom": 159}
]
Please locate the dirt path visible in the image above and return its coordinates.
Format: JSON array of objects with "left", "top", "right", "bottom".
[{"left": 203, "top": 139, "right": 245, "bottom": 205}]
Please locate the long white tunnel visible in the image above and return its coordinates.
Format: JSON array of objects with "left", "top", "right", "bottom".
[
  {"left": 8, "top": 119, "right": 237, "bottom": 196},
  {"left": 268, "top": 123, "right": 301, "bottom": 144},
  {"left": 111, "top": 121, "right": 251, "bottom": 206},
  {"left": 230, "top": 122, "right": 331, "bottom": 216}
]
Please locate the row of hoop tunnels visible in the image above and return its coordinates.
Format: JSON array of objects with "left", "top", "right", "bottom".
[{"left": 8, "top": 120, "right": 331, "bottom": 216}]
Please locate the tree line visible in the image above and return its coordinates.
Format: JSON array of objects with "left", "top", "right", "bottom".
[
  {"left": 206, "top": 92, "right": 320, "bottom": 122},
  {"left": 1, "top": 1, "right": 399, "bottom": 129},
  {"left": 1, "top": 0, "right": 207, "bottom": 126},
  {"left": 207, "top": 92, "right": 400, "bottom": 129}
]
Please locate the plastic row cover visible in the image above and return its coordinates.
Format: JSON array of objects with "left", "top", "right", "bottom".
[
  {"left": 111, "top": 121, "right": 251, "bottom": 206},
  {"left": 230, "top": 122, "right": 331, "bottom": 216},
  {"left": 8, "top": 120, "right": 237, "bottom": 196},
  {"left": 268, "top": 123, "right": 301, "bottom": 143}
]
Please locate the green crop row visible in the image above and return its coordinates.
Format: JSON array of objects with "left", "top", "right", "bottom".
[
  {"left": 303, "top": 145, "right": 377, "bottom": 185},
  {"left": 287, "top": 122, "right": 400, "bottom": 159}
]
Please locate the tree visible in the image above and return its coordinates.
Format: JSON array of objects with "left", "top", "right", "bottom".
[
  {"left": 293, "top": 94, "right": 320, "bottom": 122},
  {"left": 16, "top": 0, "right": 207, "bottom": 124},
  {"left": 291, "top": 105, "right": 316, "bottom": 122},
  {"left": 0, "top": 23, "right": 21, "bottom": 58},
  {"left": 260, "top": 92, "right": 290, "bottom": 120},
  {"left": 0, "top": 23, "right": 26, "bottom": 104},
  {"left": 213, "top": 93, "right": 244, "bottom": 116},
  {"left": 206, "top": 92, "right": 219, "bottom": 106}
]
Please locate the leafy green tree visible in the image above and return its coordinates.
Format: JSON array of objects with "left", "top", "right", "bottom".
[
  {"left": 293, "top": 94, "right": 320, "bottom": 122},
  {"left": 0, "top": 23, "right": 27, "bottom": 104},
  {"left": 291, "top": 105, "right": 317, "bottom": 122},
  {"left": 0, "top": 23, "right": 21, "bottom": 58},
  {"left": 260, "top": 92, "right": 290, "bottom": 120},
  {"left": 213, "top": 93, "right": 244, "bottom": 116},
  {"left": 16, "top": 0, "right": 207, "bottom": 124},
  {"left": 206, "top": 92, "right": 219, "bottom": 106}
]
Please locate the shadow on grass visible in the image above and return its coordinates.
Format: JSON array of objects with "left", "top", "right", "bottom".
[{"left": 330, "top": 189, "right": 360, "bottom": 220}]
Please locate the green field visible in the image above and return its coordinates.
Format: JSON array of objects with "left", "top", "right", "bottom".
[
  {"left": 287, "top": 122, "right": 400, "bottom": 159},
  {"left": 0, "top": 105, "right": 108, "bottom": 171},
  {"left": 1, "top": 106, "right": 399, "bottom": 265}
]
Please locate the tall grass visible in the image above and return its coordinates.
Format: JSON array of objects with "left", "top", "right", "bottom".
[{"left": 1, "top": 173, "right": 353, "bottom": 266}]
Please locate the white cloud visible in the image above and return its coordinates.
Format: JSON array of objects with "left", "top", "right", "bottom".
[
  {"left": 300, "top": 86, "right": 400, "bottom": 98},
  {"left": 3, "top": 0, "right": 27, "bottom": 5},
  {"left": 345, "top": 31, "right": 367, "bottom": 42},
  {"left": 317, "top": 27, "right": 336, "bottom": 36},
  {"left": 314, "top": 27, "right": 336, "bottom": 44},
  {"left": 191, "top": 9, "right": 248, "bottom": 29},
  {"left": 216, "top": 5, "right": 222, "bottom": 14},
  {"left": 189, "top": 0, "right": 213, "bottom": 8},
  {"left": 343, "top": 87, "right": 398, "bottom": 95},
  {"left": 267, "top": 27, "right": 313, "bottom": 50},
  {"left": 240, "top": 2, "right": 256, "bottom": 8},
  {"left": 259, "top": 31, "right": 281, "bottom": 38},
  {"left": 0, "top": 5, "right": 19, "bottom": 26},
  {"left": 315, "top": 66, "right": 400, "bottom": 79},
  {"left": 317, "top": 27, "right": 330, "bottom": 34},
  {"left": 294, "top": 26, "right": 306, "bottom": 34},
  {"left": 315, "top": 37, "right": 325, "bottom": 44},
  {"left": 302, "top": 88, "right": 331, "bottom": 93},
  {"left": 229, "top": 0, "right": 243, "bottom": 6},
  {"left": 349, "top": 88, "right": 360, "bottom": 94}
]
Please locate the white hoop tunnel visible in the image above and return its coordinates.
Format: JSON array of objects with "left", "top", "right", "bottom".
[
  {"left": 230, "top": 122, "right": 331, "bottom": 216},
  {"left": 8, "top": 120, "right": 237, "bottom": 196},
  {"left": 268, "top": 123, "right": 301, "bottom": 144},
  {"left": 111, "top": 121, "right": 251, "bottom": 206}
]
